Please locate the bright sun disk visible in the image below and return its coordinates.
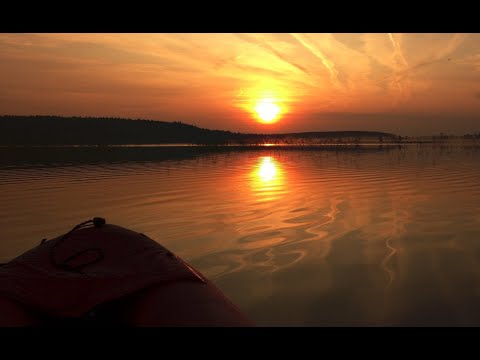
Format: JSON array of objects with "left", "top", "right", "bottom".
[{"left": 255, "top": 99, "right": 280, "bottom": 123}]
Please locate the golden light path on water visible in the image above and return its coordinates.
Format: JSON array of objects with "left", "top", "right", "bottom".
[
  {"left": 250, "top": 156, "right": 286, "bottom": 203},
  {"left": 247, "top": 154, "right": 398, "bottom": 289},
  {"left": 257, "top": 156, "right": 278, "bottom": 182}
]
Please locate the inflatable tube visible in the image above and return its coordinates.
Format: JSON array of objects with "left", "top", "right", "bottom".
[{"left": 0, "top": 218, "right": 252, "bottom": 327}]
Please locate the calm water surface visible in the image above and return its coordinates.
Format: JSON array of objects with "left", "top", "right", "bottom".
[{"left": 2, "top": 145, "right": 480, "bottom": 326}]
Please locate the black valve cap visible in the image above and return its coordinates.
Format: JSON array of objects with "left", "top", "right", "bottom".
[{"left": 93, "top": 217, "right": 106, "bottom": 227}]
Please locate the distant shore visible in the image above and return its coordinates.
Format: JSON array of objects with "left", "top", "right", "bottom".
[
  {"left": 0, "top": 115, "right": 396, "bottom": 146},
  {"left": 1, "top": 115, "right": 479, "bottom": 146}
]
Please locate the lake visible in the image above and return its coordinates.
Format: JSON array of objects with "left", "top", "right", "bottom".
[{"left": 2, "top": 144, "right": 480, "bottom": 326}]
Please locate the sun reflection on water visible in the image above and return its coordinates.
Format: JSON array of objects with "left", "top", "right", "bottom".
[
  {"left": 250, "top": 156, "right": 287, "bottom": 202},
  {"left": 258, "top": 157, "right": 277, "bottom": 182}
]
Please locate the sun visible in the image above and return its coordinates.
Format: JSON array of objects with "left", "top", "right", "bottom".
[{"left": 254, "top": 98, "right": 281, "bottom": 124}]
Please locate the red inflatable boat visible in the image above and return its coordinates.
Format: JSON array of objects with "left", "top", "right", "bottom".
[{"left": 0, "top": 218, "right": 252, "bottom": 327}]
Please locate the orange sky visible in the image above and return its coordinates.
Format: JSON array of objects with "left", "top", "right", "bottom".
[{"left": 1, "top": 33, "right": 480, "bottom": 135}]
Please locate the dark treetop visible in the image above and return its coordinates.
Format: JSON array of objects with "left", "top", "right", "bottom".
[{"left": 0, "top": 115, "right": 396, "bottom": 146}]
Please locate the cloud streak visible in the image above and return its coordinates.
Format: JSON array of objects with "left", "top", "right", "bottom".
[
  {"left": 290, "top": 33, "right": 342, "bottom": 89},
  {"left": 235, "top": 34, "right": 310, "bottom": 76},
  {"left": 388, "top": 59, "right": 448, "bottom": 84},
  {"left": 388, "top": 33, "right": 410, "bottom": 100}
]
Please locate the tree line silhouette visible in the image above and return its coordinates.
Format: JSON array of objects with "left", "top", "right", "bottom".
[{"left": 0, "top": 115, "right": 397, "bottom": 146}]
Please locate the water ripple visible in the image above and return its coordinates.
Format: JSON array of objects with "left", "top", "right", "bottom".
[{"left": 3, "top": 145, "right": 480, "bottom": 325}]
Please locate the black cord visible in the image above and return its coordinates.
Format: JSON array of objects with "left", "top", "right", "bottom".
[{"left": 50, "top": 218, "right": 106, "bottom": 274}]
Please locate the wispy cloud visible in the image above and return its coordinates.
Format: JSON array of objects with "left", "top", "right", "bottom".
[
  {"left": 389, "top": 59, "right": 447, "bottom": 84},
  {"left": 387, "top": 33, "right": 410, "bottom": 101},
  {"left": 436, "top": 33, "right": 468, "bottom": 59},
  {"left": 454, "top": 53, "right": 480, "bottom": 71},
  {"left": 290, "top": 33, "right": 342, "bottom": 89},
  {"left": 234, "top": 33, "right": 310, "bottom": 76}
]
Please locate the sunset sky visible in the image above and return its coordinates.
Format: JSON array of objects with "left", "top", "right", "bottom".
[{"left": 1, "top": 33, "right": 480, "bottom": 135}]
